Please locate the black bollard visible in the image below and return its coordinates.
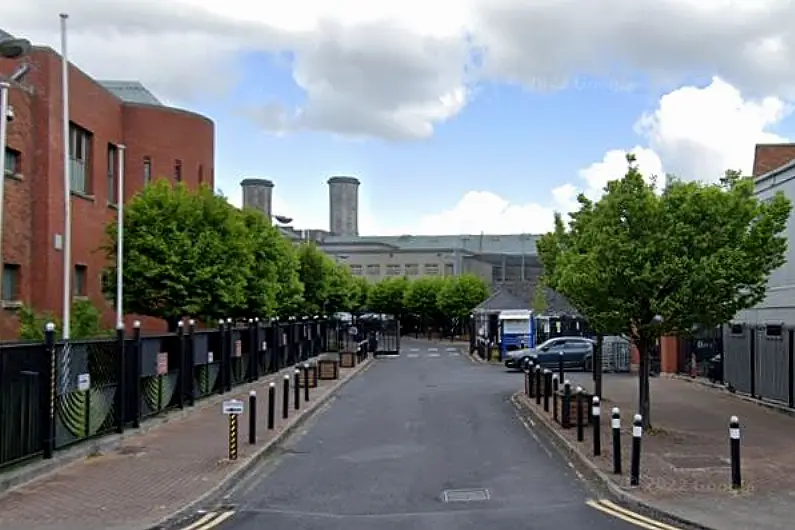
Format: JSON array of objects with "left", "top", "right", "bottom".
[
  {"left": 730, "top": 415, "right": 742, "bottom": 489},
  {"left": 562, "top": 380, "right": 572, "bottom": 428},
  {"left": 267, "top": 382, "right": 275, "bottom": 430},
  {"left": 630, "top": 413, "right": 642, "bottom": 486},
  {"left": 592, "top": 396, "right": 601, "bottom": 456},
  {"left": 552, "top": 374, "right": 559, "bottom": 422},
  {"left": 248, "top": 390, "right": 257, "bottom": 444},
  {"left": 524, "top": 364, "right": 531, "bottom": 396},
  {"left": 611, "top": 407, "right": 622, "bottom": 474},
  {"left": 282, "top": 374, "right": 289, "bottom": 419},
  {"left": 543, "top": 369, "right": 551, "bottom": 412},
  {"left": 576, "top": 386, "right": 584, "bottom": 442},
  {"left": 528, "top": 361, "right": 535, "bottom": 396},
  {"left": 303, "top": 363, "right": 310, "bottom": 402},
  {"left": 558, "top": 351, "right": 564, "bottom": 383},
  {"left": 535, "top": 366, "right": 542, "bottom": 405},
  {"left": 293, "top": 368, "right": 300, "bottom": 410}
]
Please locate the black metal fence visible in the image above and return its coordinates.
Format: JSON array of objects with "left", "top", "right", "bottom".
[{"left": 0, "top": 317, "right": 347, "bottom": 470}]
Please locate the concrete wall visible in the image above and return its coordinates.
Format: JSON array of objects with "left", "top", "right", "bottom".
[
  {"left": 241, "top": 178, "right": 273, "bottom": 220},
  {"left": 328, "top": 176, "right": 359, "bottom": 236}
]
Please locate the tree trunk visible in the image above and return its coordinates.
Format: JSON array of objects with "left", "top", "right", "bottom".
[
  {"left": 637, "top": 335, "right": 652, "bottom": 429},
  {"left": 593, "top": 334, "right": 604, "bottom": 398}
]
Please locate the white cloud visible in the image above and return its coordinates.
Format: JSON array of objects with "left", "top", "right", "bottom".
[
  {"left": 386, "top": 78, "right": 791, "bottom": 235},
  {"left": 4, "top": 0, "right": 795, "bottom": 139}
]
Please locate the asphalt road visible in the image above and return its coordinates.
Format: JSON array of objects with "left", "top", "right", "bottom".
[{"left": 210, "top": 339, "right": 675, "bottom": 530}]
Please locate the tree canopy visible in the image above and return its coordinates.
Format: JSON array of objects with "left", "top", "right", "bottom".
[
  {"left": 102, "top": 180, "right": 491, "bottom": 331},
  {"left": 537, "top": 157, "right": 792, "bottom": 426}
]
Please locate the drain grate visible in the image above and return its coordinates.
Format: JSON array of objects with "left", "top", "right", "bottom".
[{"left": 441, "top": 488, "right": 490, "bottom": 503}]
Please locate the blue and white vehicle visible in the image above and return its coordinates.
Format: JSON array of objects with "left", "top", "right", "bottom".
[{"left": 497, "top": 310, "right": 535, "bottom": 360}]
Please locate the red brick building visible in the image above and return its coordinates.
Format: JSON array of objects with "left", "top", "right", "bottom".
[{"left": 0, "top": 45, "right": 214, "bottom": 339}]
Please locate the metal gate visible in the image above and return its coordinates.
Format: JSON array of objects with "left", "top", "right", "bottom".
[{"left": 358, "top": 316, "right": 400, "bottom": 356}]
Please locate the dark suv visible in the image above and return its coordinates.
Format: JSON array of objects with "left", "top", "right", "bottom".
[{"left": 504, "top": 336, "right": 596, "bottom": 371}]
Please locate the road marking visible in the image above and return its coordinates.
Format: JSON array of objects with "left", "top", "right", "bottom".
[
  {"left": 181, "top": 510, "right": 235, "bottom": 530},
  {"left": 428, "top": 348, "right": 438, "bottom": 352},
  {"left": 410, "top": 348, "right": 420, "bottom": 352},
  {"left": 428, "top": 353, "right": 440, "bottom": 357},
  {"left": 586, "top": 499, "right": 680, "bottom": 530},
  {"left": 448, "top": 352, "right": 460, "bottom": 356},
  {"left": 445, "top": 347, "right": 458, "bottom": 352},
  {"left": 407, "top": 353, "right": 419, "bottom": 358}
]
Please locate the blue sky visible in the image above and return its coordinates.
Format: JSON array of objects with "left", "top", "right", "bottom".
[{"left": 193, "top": 53, "right": 795, "bottom": 235}]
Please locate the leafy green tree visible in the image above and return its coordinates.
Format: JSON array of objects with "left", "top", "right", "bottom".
[
  {"left": 538, "top": 156, "right": 791, "bottom": 427},
  {"left": 296, "top": 242, "right": 335, "bottom": 316},
  {"left": 238, "top": 208, "right": 289, "bottom": 318},
  {"left": 325, "top": 264, "right": 357, "bottom": 315},
  {"left": 438, "top": 274, "right": 490, "bottom": 328},
  {"left": 19, "top": 299, "right": 111, "bottom": 340},
  {"left": 404, "top": 276, "right": 445, "bottom": 335},
  {"left": 102, "top": 180, "right": 250, "bottom": 330},
  {"left": 368, "top": 276, "right": 409, "bottom": 317},
  {"left": 531, "top": 284, "right": 548, "bottom": 314},
  {"left": 272, "top": 234, "right": 304, "bottom": 318},
  {"left": 348, "top": 276, "right": 371, "bottom": 315}
]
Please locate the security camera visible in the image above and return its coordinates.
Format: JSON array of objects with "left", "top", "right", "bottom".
[{"left": 5, "top": 105, "right": 14, "bottom": 123}]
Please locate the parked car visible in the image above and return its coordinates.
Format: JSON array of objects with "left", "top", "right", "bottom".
[{"left": 503, "top": 336, "right": 596, "bottom": 371}]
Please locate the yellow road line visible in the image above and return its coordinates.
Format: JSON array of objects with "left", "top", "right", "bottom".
[
  {"left": 181, "top": 510, "right": 236, "bottom": 530},
  {"left": 586, "top": 499, "right": 680, "bottom": 530}
]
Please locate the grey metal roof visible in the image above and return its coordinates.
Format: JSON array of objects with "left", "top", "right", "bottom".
[
  {"left": 321, "top": 233, "right": 540, "bottom": 255},
  {"left": 473, "top": 288, "right": 530, "bottom": 313},
  {"left": 98, "top": 81, "right": 163, "bottom": 106}
]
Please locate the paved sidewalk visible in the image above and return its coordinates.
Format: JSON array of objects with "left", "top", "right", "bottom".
[
  {"left": 0, "top": 355, "right": 370, "bottom": 530},
  {"left": 523, "top": 371, "right": 795, "bottom": 529}
]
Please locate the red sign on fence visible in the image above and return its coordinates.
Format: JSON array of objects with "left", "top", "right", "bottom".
[
  {"left": 234, "top": 340, "right": 242, "bottom": 357},
  {"left": 157, "top": 352, "right": 168, "bottom": 375}
]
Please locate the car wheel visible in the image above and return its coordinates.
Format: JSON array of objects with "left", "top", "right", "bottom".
[
  {"left": 583, "top": 357, "right": 592, "bottom": 372},
  {"left": 520, "top": 357, "right": 531, "bottom": 371}
]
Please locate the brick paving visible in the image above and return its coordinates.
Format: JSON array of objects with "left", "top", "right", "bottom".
[
  {"left": 0, "top": 355, "right": 369, "bottom": 530},
  {"left": 520, "top": 371, "right": 795, "bottom": 529}
]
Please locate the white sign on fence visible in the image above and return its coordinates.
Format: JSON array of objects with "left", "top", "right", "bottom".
[
  {"left": 222, "top": 399, "right": 244, "bottom": 415},
  {"left": 77, "top": 373, "right": 90, "bottom": 392},
  {"left": 208, "top": 351, "right": 214, "bottom": 363}
]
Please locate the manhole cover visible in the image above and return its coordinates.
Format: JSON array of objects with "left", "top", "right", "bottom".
[
  {"left": 441, "top": 488, "right": 490, "bottom": 502},
  {"left": 665, "top": 454, "right": 729, "bottom": 470}
]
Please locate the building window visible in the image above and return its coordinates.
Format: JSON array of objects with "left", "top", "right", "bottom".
[
  {"left": 2, "top": 264, "right": 20, "bottom": 301},
  {"left": 143, "top": 156, "right": 152, "bottom": 184},
  {"left": 405, "top": 264, "right": 419, "bottom": 276},
  {"left": 107, "top": 144, "right": 118, "bottom": 204},
  {"left": 366, "top": 264, "right": 380, "bottom": 276},
  {"left": 198, "top": 164, "right": 204, "bottom": 185},
  {"left": 69, "top": 124, "right": 92, "bottom": 194},
  {"left": 349, "top": 264, "right": 363, "bottom": 275},
  {"left": 424, "top": 264, "right": 440, "bottom": 275},
  {"left": 386, "top": 264, "right": 402, "bottom": 276},
  {"left": 174, "top": 160, "right": 182, "bottom": 182},
  {"left": 74, "top": 264, "right": 87, "bottom": 297},
  {"left": 444, "top": 263, "right": 454, "bottom": 276},
  {"left": 4, "top": 148, "right": 20, "bottom": 176}
]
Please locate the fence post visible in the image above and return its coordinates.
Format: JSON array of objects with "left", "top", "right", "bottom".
[
  {"left": 253, "top": 317, "right": 262, "bottom": 380},
  {"left": 115, "top": 323, "right": 126, "bottom": 434},
  {"left": 187, "top": 320, "right": 196, "bottom": 406},
  {"left": 132, "top": 321, "right": 142, "bottom": 428},
  {"left": 42, "top": 322, "right": 56, "bottom": 460},
  {"left": 226, "top": 317, "right": 234, "bottom": 391},
  {"left": 749, "top": 327, "right": 756, "bottom": 398},
  {"left": 177, "top": 321, "right": 186, "bottom": 409},
  {"left": 218, "top": 319, "right": 227, "bottom": 395},
  {"left": 247, "top": 318, "right": 256, "bottom": 383},
  {"left": 788, "top": 328, "right": 794, "bottom": 409}
]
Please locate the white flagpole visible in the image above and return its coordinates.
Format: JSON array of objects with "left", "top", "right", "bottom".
[
  {"left": 116, "top": 145, "right": 125, "bottom": 328},
  {"left": 60, "top": 13, "right": 71, "bottom": 339}
]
